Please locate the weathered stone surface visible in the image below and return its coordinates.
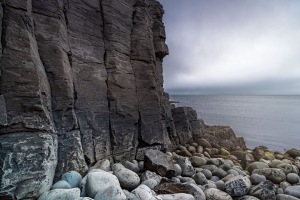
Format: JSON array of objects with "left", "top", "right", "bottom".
[
  {"left": 114, "top": 168, "right": 140, "bottom": 191},
  {"left": 0, "top": 133, "right": 57, "bottom": 199},
  {"left": 204, "top": 188, "right": 233, "bottom": 200},
  {"left": 158, "top": 193, "right": 195, "bottom": 200},
  {"left": 154, "top": 182, "right": 190, "bottom": 194},
  {"left": 38, "top": 188, "right": 81, "bottom": 200},
  {"left": 178, "top": 157, "right": 195, "bottom": 177},
  {"left": 248, "top": 180, "right": 276, "bottom": 200},
  {"left": 85, "top": 171, "right": 120, "bottom": 198},
  {"left": 252, "top": 168, "right": 286, "bottom": 183},
  {"left": 144, "top": 149, "right": 176, "bottom": 178},
  {"left": 224, "top": 175, "right": 251, "bottom": 196}
]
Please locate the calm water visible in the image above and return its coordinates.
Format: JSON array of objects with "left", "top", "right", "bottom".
[{"left": 170, "top": 95, "right": 300, "bottom": 152}]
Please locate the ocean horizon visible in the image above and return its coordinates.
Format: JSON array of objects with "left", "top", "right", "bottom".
[{"left": 170, "top": 95, "right": 300, "bottom": 152}]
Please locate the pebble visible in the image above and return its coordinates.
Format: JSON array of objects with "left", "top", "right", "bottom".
[
  {"left": 285, "top": 186, "right": 300, "bottom": 198},
  {"left": 124, "top": 161, "right": 140, "bottom": 173},
  {"left": 250, "top": 173, "right": 266, "bottom": 184},
  {"left": 178, "top": 157, "right": 195, "bottom": 177},
  {"left": 247, "top": 162, "right": 269, "bottom": 174},
  {"left": 207, "top": 158, "right": 224, "bottom": 167},
  {"left": 114, "top": 168, "right": 140, "bottom": 191},
  {"left": 190, "top": 156, "right": 207, "bottom": 167},
  {"left": 51, "top": 180, "right": 71, "bottom": 189},
  {"left": 61, "top": 171, "right": 82, "bottom": 188},
  {"left": 201, "top": 169, "right": 212, "bottom": 179},
  {"left": 280, "top": 181, "right": 291, "bottom": 191},
  {"left": 212, "top": 168, "right": 227, "bottom": 179},
  {"left": 286, "top": 173, "right": 300, "bottom": 184},
  {"left": 252, "top": 168, "right": 286, "bottom": 183},
  {"left": 276, "top": 194, "right": 300, "bottom": 200},
  {"left": 215, "top": 180, "right": 225, "bottom": 191},
  {"left": 174, "top": 164, "right": 182, "bottom": 176},
  {"left": 141, "top": 179, "right": 159, "bottom": 190},
  {"left": 193, "top": 172, "right": 208, "bottom": 185}
]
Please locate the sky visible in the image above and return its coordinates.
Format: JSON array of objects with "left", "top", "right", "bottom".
[{"left": 159, "top": 0, "right": 300, "bottom": 95}]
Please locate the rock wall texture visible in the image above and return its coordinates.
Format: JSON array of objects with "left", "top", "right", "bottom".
[
  {"left": 0, "top": 0, "right": 245, "bottom": 199},
  {"left": 0, "top": 0, "right": 179, "bottom": 199}
]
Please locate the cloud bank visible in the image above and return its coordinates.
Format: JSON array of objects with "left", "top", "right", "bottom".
[{"left": 160, "top": 0, "right": 300, "bottom": 95}]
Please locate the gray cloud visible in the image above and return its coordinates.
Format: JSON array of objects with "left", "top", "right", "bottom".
[{"left": 159, "top": 0, "right": 300, "bottom": 95}]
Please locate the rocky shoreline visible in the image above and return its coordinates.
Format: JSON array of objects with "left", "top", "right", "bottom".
[{"left": 39, "top": 140, "right": 300, "bottom": 200}]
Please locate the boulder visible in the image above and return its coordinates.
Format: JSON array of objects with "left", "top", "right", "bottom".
[
  {"left": 276, "top": 194, "right": 300, "bottom": 200},
  {"left": 157, "top": 193, "right": 195, "bottom": 200},
  {"left": 287, "top": 149, "right": 300, "bottom": 157},
  {"left": 224, "top": 175, "right": 251, "bottom": 196},
  {"left": 204, "top": 188, "right": 233, "bottom": 200},
  {"left": 178, "top": 157, "right": 195, "bottom": 177},
  {"left": 38, "top": 188, "right": 80, "bottom": 200},
  {"left": 252, "top": 168, "right": 286, "bottom": 183},
  {"left": 144, "top": 150, "right": 176, "bottom": 178},
  {"left": 94, "top": 185, "right": 126, "bottom": 200},
  {"left": 154, "top": 182, "right": 190, "bottom": 194},
  {"left": 250, "top": 174, "right": 266, "bottom": 184},
  {"left": 248, "top": 180, "right": 276, "bottom": 200},
  {"left": 114, "top": 168, "right": 140, "bottom": 191},
  {"left": 247, "top": 162, "right": 269, "bottom": 174},
  {"left": 130, "top": 185, "right": 162, "bottom": 200},
  {"left": 61, "top": 171, "right": 82, "bottom": 188},
  {"left": 85, "top": 171, "right": 120, "bottom": 198},
  {"left": 285, "top": 186, "right": 300, "bottom": 198},
  {"left": 51, "top": 180, "right": 72, "bottom": 189},
  {"left": 193, "top": 172, "right": 208, "bottom": 185},
  {"left": 286, "top": 173, "right": 300, "bottom": 184},
  {"left": 141, "top": 170, "right": 162, "bottom": 183}
]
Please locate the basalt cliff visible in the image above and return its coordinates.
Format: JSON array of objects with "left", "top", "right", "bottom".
[{"left": 0, "top": 0, "right": 245, "bottom": 199}]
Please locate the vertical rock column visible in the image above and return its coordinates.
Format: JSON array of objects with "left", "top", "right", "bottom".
[
  {"left": 32, "top": 0, "right": 87, "bottom": 180},
  {"left": 63, "top": 0, "right": 111, "bottom": 166},
  {"left": 131, "top": 0, "right": 173, "bottom": 154},
  {"left": 0, "top": 1, "right": 57, "bottom": 199},
  {"left": 101, "top": 0, "right": 140, "bottom": 162}
]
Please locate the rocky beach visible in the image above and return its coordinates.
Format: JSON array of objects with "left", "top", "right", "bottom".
[{"left": 0, "top": 0, "right": 299, "bottom": 199}]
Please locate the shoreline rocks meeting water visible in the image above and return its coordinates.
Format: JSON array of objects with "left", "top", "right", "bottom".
[{"left": 40, "top": 143, "right": 300, "bottom": 200}]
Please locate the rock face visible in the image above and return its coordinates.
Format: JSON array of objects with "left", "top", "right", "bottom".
[
  {"left": 0, "top": 0, "right": 248, "bottom": 199},
  {"left": 0, "top": 0, "right": 175, "bottom": 198}
]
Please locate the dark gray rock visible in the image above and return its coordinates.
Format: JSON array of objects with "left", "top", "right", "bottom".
[
  {"left": 248, "top": 180, "right": 276, "bottom": 200},
  {"left": 144, "top": 150, "right": 176, "bottom": 178},
  {"left": 250, "top": 174, "right": 267, "bottom": 184},
  {"left": 224, "top": 175, "right": 251, "bottom": 196}
]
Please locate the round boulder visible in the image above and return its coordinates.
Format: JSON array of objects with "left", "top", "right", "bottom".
[
  {"left": 94, "top": 185, "right": 126, "bottom": 200},
  {"left": 61, "top": 171, "right": 82, "bottom": 188},
  {"left": 204, "top": 188, "right": 233, "bottom": 200},
  {"left": 225, "top": 175, "right": 251, "bottom": 196},
  {"left": 114, "top": 168, "right": 140, "bottom": 191}
]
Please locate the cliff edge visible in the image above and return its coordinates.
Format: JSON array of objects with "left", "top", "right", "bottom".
[{"left": 0, "top": 0, "right": 245, "bottom": 199}]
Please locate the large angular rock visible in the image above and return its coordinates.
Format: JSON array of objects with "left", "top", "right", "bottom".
[
  {"left": 144, "top": 150, "right": 176, "bottom": 178},
  {"left": 0, "top": 133, "right": 57, "bottom": 199},
  {"left": 154, "top": 182, "right": 190, "bottom": 194}
]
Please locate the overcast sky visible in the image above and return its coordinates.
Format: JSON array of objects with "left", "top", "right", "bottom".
[{"left": 159, "top": 0, "right": 300, "bottom": 95}]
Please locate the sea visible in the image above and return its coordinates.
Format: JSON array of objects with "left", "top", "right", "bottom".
[{"left": 170, "top": 95, "right": 300, "bottom": 152}]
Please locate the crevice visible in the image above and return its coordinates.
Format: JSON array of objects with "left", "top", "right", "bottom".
[
  {"left": 1, "top": 4, "right": 6, "bottom": 55},
  {"left": 63, "top": 0, "right": 69, "bottom": 26},
  {"left": 100, "top": 0, "right": 114, "bottom": 163}
]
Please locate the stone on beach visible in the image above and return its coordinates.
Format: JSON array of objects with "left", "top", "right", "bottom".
[
  {"left": 38, "top": 188, "right": 80, "bottom": 200},
  {"left": 224, "top": 175, "right": 251, "bottom": 196},
  {"left": 61, "top": 171, "right": 82, "bottom": 188},
  {"left": 114, "top": 168, "right": 140, "bottom": 191}
]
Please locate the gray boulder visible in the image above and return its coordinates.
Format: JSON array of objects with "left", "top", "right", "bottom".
[
  {"left": 276, "top": 194, "right": 300, "bottom": 200},
  {"left": 61, "top": 171, "right": 82, "bottom": 188},
  {"left": 252, "top": 168, "right": 286, "bottom": 183},
  {"left": 51, "top": 180, "right": 72, "bottom": 189},
  {"left": 204, "top": 188, "right": 233, "bottom": 200},
  {"left": 250, "top": 173, "right": 266, "bottom": 184},
  {"left": 178, "top": 157, "right": 195, "bottom": 177},
  {"left": 158, "top": 193, "right": 195, "bottom": 200},
  {"left": 248, "top": 180, "right": 276, "bottom": 200},
  {"left": 130, "top": 185, "right": 162, "bottom": 200},
  {"left": 225, "top": 175, "right": 251, "bottom": 196},
  {"left": 193, "top": 172, "right": 208, "bottom": 185},
  {"left": 94, "top": 185, "right": 126, "bottom": 200},
  {"left": 38, "top": 188, "right": 80, "bottom": 200},
  {"left": 285, "top": 186, "right": 300, "bottom": 198},
  {"left": 114, "top": 168, "right": 140, "bottom": 191},
  {"left": 85, "top": 171, "right": 120, "bottom": 198},
  {"left": 286, "top": 173, "right": 300, "bottom": 184}
]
